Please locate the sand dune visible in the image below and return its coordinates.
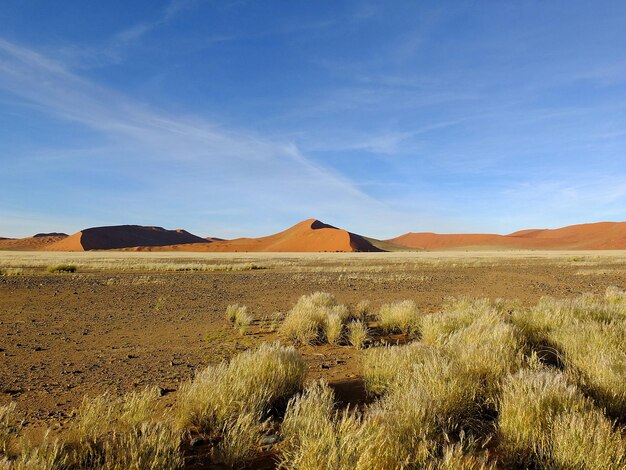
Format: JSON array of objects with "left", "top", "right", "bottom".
[
  {"left": 4, "top": 220, "right": 626, "bottom": 252},
  {"left": 388, "top": 221, "right": 626, "bottom": 250},
  {"left": 0, "top": 234, "right": 68, "bottom": 251},
  {"left": 129, "top": 219, "right": 381, "bottom": 253},
  {"left": 46, "top": 225, "right": 208, "bottom": 251}
]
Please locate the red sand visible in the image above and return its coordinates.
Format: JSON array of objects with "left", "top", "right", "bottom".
[
  {"left": 128, "top": 219, "right": 381, "bottom": 253},
  {"left": 46, "top": 225, "right": 208, "bottom": 251},
  {"left": 4, "top": 220, "right": 626, "bottom": 252},
  {"left": 388, "top": 222, "right": 626, "bottom": 250},
  {"left": 0, "top": 235, "right": 68, "bottom": 251}
]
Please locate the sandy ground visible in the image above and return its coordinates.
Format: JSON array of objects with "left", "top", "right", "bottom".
[{"left": 1, "top": 250, "right": 626, "bottom": 438}]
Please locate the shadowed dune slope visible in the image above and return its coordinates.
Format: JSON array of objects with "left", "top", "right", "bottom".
[
  {"left": 388, "top": 221, "right": 626, "bottom": 250},
  {"left": 130, "top": 219, "right": 382, "bottom": 253},
  {"left": 0, "top": 234, "right": 68, "bottom": 251},
  {"left": 47, "top": 225, "right": 208, "bottom": 251}
]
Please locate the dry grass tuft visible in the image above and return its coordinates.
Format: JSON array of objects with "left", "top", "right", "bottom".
[
  {"left": 176, "top": 342, "right": 306, "bottom": 434},
  {"left": 280, "top": 292, "right": 338, "bottom": 344},
  {"left": 377, "top": 300, "right": 421, "bottom": 335},
  {"left": 347, "top": 321, "right": 368, "bottom": 349},
  {"left": 550, "top": 408, "right": 626, "bottom": 469},
  {"left": 498, "top": 368, "right": 590, "bottom": 467},
  {"left": 46, "top": 264, "right": 77, "bottom": 273},
  {"left": 362, "top": 342, "right": 436, "bottom": 395},
  {"left": 352, "top": 300, "right": 371, "bottom": 320}
]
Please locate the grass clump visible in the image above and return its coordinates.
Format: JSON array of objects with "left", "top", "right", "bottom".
[
  {"left": 550, "top": 408, "right": 626, "bottom": 469},
  {"left": 347, "top": 321, "right": 368, "bottom": 349},
  {"left": 0, "top": 268, "right": 24, "bottom": 276},
  {"left": 377, "top": 300, "right": 421, "bottom": 335},
  {"left": 513, "top": 291, "right": 626, "bottom": 416},
  {"left": 280, "top": 292, "right": 338, "bottom": 345},
  {"left": 176, "top": 342, "right": 306, "bottom": 434},
  {"left": 46, "top": 263, "right": 77, "bottom": 273},
  {"left": 324, "top": 311, "right": 344, "bottom": 345},
  {"left": 498, "top": 368, "right": 590, "bottom": 467},
  {"left": 0, "top": 404, "right": 20, "bottom": 456},
  {"left": 225, "top": 304, "right": 253, "bottom": 333},
  {"left": 352, "top": 300, "right": 371, "bottom": 320},
  {"left": 363, "top": 342, "right": 436, "bottom": 395},
  {"left": 280, "top": 293, "right": 355, "bottom": 345}
]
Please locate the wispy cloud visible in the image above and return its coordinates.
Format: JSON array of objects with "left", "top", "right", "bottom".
[{"left": 0, "top": 36, "right": 418, "bottom": 238}]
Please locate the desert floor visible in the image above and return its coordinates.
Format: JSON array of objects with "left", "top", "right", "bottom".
[{"left": 1, "top": 250, "right": 626, "bottom": 438}]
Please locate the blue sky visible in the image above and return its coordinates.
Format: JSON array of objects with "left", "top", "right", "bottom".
[{"left": 2, "top": 1, "right": 626, "bottom": 238}]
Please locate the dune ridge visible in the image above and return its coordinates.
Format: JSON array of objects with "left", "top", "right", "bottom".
[
  {"left": 0, "top": 234, "right": 68, "bottom": 251},
  {"left": 388, "top": 221, "right": 626, "bottom": 250},
  {"left": 47, "top": 225, "right": 208, "bottom": 251},
  {"left": 129, "top": 219, "right": 381, "bottom": 253}
]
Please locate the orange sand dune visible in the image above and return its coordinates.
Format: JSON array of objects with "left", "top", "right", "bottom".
[
  {"left": 389, "top": 221, "right": 626, "bottom": 250},
  {"left": 47, "top": 225, "right": 208, "bottom": 251},
  {"left": 0, "top": 234, "right": 68, "bottom": 251},
  {"left": 130, "top": 219, "right": 381, "bottom": 253}
]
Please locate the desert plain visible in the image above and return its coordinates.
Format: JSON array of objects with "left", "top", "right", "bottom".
[{"left": 2, "top": 249, "right": 626, "bottom": 468}]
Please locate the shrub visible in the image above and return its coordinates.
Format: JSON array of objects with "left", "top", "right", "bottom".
[
  {"left": 377, "top": 300, "right": 420, "bottom": 335},
  {"left": 47, "top": 264, "right": 77, "bottom": 273},
  {"left": 498, "top": 369, "right": 590, "bottom": 467},
  {"left": 550, "top": 408, "right": 626, "bottom": 470},
  {"left": 176, "top": 342, "right": 306, "bottom": 433},
  {"left": 347, "top": 321, "right": 368, "bottom": 349}
]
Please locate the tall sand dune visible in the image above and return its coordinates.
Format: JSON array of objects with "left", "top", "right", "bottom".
[
  {"left": 47, "top": 225, "right": 207, "bottom": 251},
  {"left": 130, "top": 219, "right": 381, "bottom": 253}
]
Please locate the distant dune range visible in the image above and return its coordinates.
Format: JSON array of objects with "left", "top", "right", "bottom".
[
  {"left": 2, "top": 220, "right": 626, "bottom": 252},
  {"left": 387, "top": 222, "right": 626, "bottom": 250}
]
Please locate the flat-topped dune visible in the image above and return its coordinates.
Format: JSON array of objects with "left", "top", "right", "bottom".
[
  {"left": 388, "top": 221, "right": 626, "bottom": 250},
  {"left": 130, "top": 219, "right": 381, "bottom": 253},
  {"left": 46, "top": 225, "right": 208, "bottom": 251},
  {"left": 0, "top": 234, "right": 68, "bottom": 251}
]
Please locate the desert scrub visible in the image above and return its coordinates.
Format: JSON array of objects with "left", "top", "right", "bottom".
[
  {"left": 549, "top": 322, "right": 626, "bottom": 417},
  {"left": 498, "top": 368, "right": 591, "bottom": 467},
  {"left": 279, "top": 381, "right": 375, "bottom": 470},
  {"left": 0, "top": 268, "right": 23, "bottom": 276},
  {"left": 550, "top": 408, "right": 626, "bottom": 469},
  {"left": 0, "top": 404, "right": 20, "bottom": 455},
  {"left": 225, "top": 304, "right": 252, "bottom": 333},
  {"left": 47, "top": 263, "right": 77, "bottom": 273},
  {"left": 420, "top": 297, "right": 506, "bottom": 345},
  {"left": 352, "top": 300, "right": 371, "bottom": 320},
  {"left": 324, "top": 311, "right": 344, "bottom": 345},
  {"left": 364, "top": 353, "right": 485, "bottom": 466},
  {"left": 1, "top": 388, "right": 182, "bottom": 470},
  {"left": 214, "top": 411, "right": 268, "bottom": 467},
  {"left": 176, "top": 342, "right": 306, "bottom": 434},
  {"left": 363, "top": 342, "right": 436, "bottom": 395},
  {"left": 347, "top": 321, "right": 368, "bottom": 349},
  {"left": 377, "top": 300, "right": 421, "bottom": 335},
  {"left": 280, "top": 293, "right": 352, "bottom": 345}
]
